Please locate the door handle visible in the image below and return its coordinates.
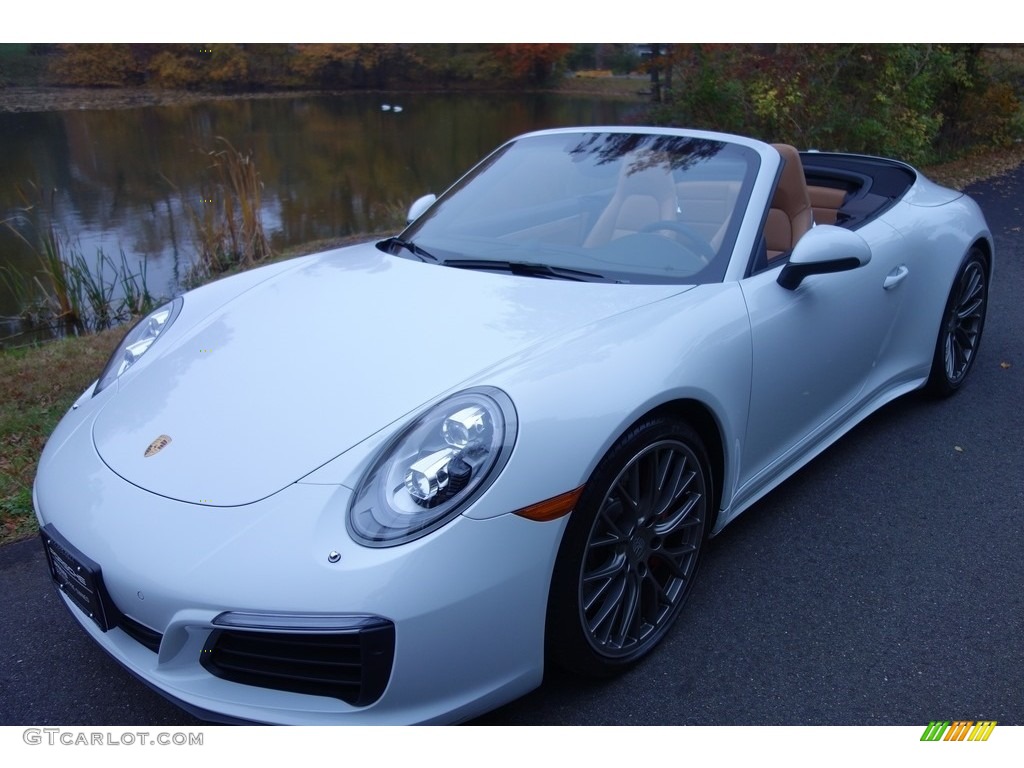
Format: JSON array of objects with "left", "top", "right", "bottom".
[{"left": 883, "top": 265, "right": 909, "bottom": 290}]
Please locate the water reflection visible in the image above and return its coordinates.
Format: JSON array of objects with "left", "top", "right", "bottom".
[{"left": 0, "top": 92, "right": 640, "bottom": 338}]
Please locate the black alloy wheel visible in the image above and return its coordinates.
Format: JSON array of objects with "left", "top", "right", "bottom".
[
  {"left": 927, "top": 247, "right": 988, "bottom": 396},
  {"left": 547, "top": 415, "right": 711, "bottom": 677}
]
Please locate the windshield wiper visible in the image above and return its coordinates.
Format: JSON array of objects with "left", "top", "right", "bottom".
[
  {"left": 444, "top": 259, "right": 605, "bottom": 282},
  {"left": 378, "top": 236, "right": 439, "bottom": 263}
]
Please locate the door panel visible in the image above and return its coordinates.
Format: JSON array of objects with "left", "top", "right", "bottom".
[{"left": 737, "top": 221, "right": 908, "bottom": 491}]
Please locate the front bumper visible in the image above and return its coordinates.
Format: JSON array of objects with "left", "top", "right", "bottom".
[{"left": 34, "top": 407, "right": 565, "bottom": 724}]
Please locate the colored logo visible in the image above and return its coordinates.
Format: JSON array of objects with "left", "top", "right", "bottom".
[
  {"left": 144, "top": 435, "right": 172, "bottom": 458},
  {"left": 920, "top": 721, "right": 997, "bottom": 742}
]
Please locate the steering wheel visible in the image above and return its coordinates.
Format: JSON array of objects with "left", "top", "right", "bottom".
[{"left": 640, "top": 220, "right": 716, "bottom": 263}]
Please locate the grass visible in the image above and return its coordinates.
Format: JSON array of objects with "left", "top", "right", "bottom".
[{"left": 0, "top": 329, "right": 123, "bottom": 544}]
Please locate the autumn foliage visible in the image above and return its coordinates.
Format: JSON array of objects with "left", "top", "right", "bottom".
[
  {"left": 27, "top": 43, "right": 1024, "bottom": 163},
  {"left": 50, "top": 44, "right": 144, "bottom": 87},
  {"left": 490, "top": 44, "right": 573, "bottom": 85},
  {"left": 41, "top": 43, "right": 574, "bottom": 92},
  {"left": 643, "top": 44, "right": 1023, "bottom": 165}
]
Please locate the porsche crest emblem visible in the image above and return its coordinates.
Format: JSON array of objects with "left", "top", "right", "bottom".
[{"left": 144, "top": 435, "right": 172, "bottom": 457}]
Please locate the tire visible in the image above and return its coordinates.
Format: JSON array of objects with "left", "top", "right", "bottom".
[
  {"left": 926, "top": 247, "right": 989, "bottom": 397},
  {"left": 546, "top": 415, "right": 711, "bottom": 677}
]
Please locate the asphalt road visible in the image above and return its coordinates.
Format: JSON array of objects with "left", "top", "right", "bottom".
[{"left": 2, "top": 169, "right": 1021, "bottom": 727}]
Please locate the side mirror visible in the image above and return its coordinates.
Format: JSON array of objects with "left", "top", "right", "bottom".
[
  {"left": 406, "top": 194, "right": 437, "bottom": 225},
  {"left": 777, "top": 225, "right": 872, "bottom": 290}
]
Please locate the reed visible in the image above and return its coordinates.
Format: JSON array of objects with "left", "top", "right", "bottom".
[
  {"left": 2, "top": 201, "right": 158, "bottom": 344},
  {"left": 117, "top": 249, "right": 156, "bottom": 318},
  {"left": 185, "top": 138, "right": 273, "bottom": 287}
]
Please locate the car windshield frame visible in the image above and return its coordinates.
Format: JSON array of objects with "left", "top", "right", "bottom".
[{"left": 394, "top": 131, "right": 761, "bottom": 285}]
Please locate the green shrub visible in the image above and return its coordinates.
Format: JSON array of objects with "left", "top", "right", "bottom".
[{"left": 644, "top": 44, "right": 1022, "bottom": 165}]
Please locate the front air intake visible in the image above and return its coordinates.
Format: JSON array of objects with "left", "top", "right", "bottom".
[{"left": 200, "top": 620, "right": 395, "bottom": 707}]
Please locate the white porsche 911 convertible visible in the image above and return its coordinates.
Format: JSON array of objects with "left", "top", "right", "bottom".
[{"left": 35, "top": 127, "right": 991, "bottom": 724}]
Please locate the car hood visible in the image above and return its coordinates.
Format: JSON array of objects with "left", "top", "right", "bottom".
[{"left": 92, "top": 244, "right": 690, "bottom": 506}]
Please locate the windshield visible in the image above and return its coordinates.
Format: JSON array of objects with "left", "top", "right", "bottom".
[{"left": 396, "top": 131, "right": 760, "bottom": 284}]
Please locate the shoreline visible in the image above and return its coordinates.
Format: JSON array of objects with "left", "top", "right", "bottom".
[
  {"left": 0, "top": 81, "right": 648, "bottom": 114},
  {"left": 0, "top": 86, "right": 389, "bottom": 113}
]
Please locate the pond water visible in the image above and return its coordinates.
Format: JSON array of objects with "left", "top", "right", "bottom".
[{"left": 0, "top": 91, "right": 644, "bottom": 341}]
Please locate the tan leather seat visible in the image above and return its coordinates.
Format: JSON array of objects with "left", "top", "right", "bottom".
[
  {"left": 808, "top": 185, "right": 846, "bottom": 225},
  {"left": 585, "top": 163, "right": 678, "bottom": 247},
  {"left": 765, "top": 144, "right": 813, "bottom": 260},
  {"left": 677, "top": 180, "right": 741, "bottom": 249}
]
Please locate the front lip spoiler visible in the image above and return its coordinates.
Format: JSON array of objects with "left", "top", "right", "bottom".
[
  {"left": 67, "top": 616, "right": 261, "bottom": 725},
  {"left": 211, "top": 611, "right": 387, "bottom": 632},
  {"left": 124, "top": 670, "right": 261, "bottom": 725}
]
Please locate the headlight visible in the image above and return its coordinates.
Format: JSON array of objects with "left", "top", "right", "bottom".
[
  {"left": 348, "top": 388, "right": 517, "bottom": 547},
  {"left": 94, "top": 297, "right": 183, "bottom": 395}
]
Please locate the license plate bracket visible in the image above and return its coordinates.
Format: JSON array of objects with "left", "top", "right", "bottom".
[{"left": 41, "top": 524, "right": 116, "bottom": 632}]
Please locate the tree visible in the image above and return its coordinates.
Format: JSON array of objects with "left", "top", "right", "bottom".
[
  {"left": 50, "top": 44, "right": 140, "bottom": 87},
  {"left": 491, "top": 44, "right": 572, "bottom": 86}
]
